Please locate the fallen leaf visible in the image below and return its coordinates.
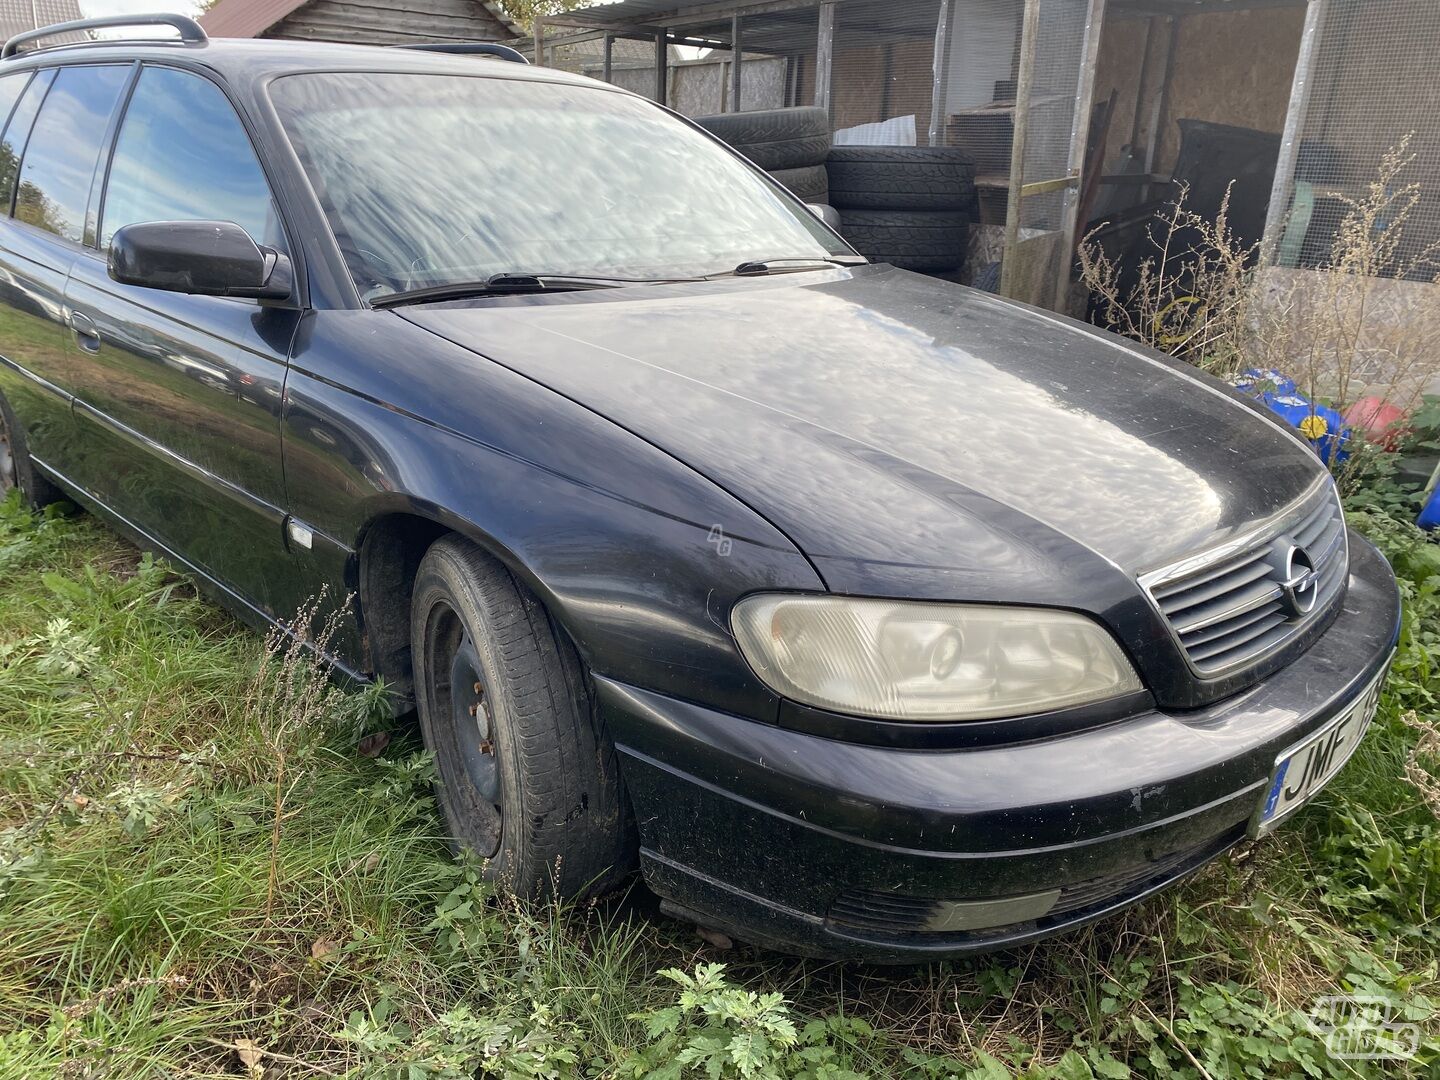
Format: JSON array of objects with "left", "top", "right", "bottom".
[
  {"left": 234, "top": 1038, "right": 263, "bottom": 1069},
  {"left": 357, "top": 731, "right": 391, "bottom": 758},
  {"left": 696, "top": 926, "right": 733, "bottom": 950},
  {"left": 310, "top": 937, "right": 341, "bottom": 962}
]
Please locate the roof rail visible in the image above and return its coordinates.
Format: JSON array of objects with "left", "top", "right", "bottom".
[
  {"left": 397, "top": 41, "right": 529, "bottom": 64},
  {"left": 1, "top": 13, "right": 207, "bottom": 60}
]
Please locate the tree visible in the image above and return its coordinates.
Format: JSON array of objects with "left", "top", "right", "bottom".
[{"left": 493, "top": 0, "right": 596, "bottom": 32}]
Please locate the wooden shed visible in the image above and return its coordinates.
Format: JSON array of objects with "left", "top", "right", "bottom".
[{"left": 200, "top": 0, "right": 523, "bottom": 48}]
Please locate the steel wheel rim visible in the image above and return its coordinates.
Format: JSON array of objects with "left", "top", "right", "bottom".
[
  {"left": 0, "top": 411, "right": 14, "bottom": 494},
  {"left": 429, "top": 601, "right": 503, "bottom": 856}
]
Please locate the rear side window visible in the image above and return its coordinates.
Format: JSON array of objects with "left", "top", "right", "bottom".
[
  {"left": 0, "top": 69, "right": 52, "bottom": 211},
  {"left": 102, "top": 66, "right": 283, "bottom": 252},
  {"left": 0, "top": 72, "right": 31, "bottom": 147},
  {"left": 14, "top": 64, "right": 129, "bottom": 243}
]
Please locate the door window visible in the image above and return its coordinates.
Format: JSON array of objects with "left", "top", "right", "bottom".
[
  {"left": 14, "top": 65, "right": 129, "bottom": 243},
  {"left": 101, "top": 66, "right": 283, "bottom": 252},
  {"left": 0, "top": 69, "right": 52, "bottom": 214}
]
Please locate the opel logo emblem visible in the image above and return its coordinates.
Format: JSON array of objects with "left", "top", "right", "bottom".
[{"left": 1273, "top": 540, "right": 1320, "bottom": 619}]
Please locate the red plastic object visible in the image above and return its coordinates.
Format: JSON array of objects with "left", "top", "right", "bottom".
[{"left": 1344, "top": 396, "right": 1409, "bottom": 449}]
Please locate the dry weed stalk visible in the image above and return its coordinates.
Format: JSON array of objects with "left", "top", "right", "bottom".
[
  {"left": 1401, "top": 711, "right": 1440, "bottom": 817},
  {"left": 1079, "top": 184, "right": 1257, "bottom": 373},
  {"left": 247, "top": 590, "right": 349, "bottom": 919},
  {"left": 1080, "top": 137, "right": 1440, "bottom": 486}
]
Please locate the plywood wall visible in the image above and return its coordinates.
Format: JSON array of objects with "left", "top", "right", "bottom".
[{"left": 1094, "top": 6, "right": 1304, "bottom": 177}]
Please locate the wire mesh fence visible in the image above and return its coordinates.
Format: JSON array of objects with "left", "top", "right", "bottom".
[{"left": 1271, "top": 0, "right": 1440, "bottom": 280}]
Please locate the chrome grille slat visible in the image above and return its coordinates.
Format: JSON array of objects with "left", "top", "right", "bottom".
[
  {"left": 1182, "top": 599, "right": 1285, "bottom": 649},
  {"left": 1141, "top": 485, "right": 1349, "bottom": 676},
  {"left": 1154, "top": 557, "right": 1273, "bottom": 615},
  {"left": 1170, "top": 578, "right": 1284, "bottom": 635},
  {"left": 1186, "top": 608, "right": 1289, "bottom": 662},
  {"left": 1151, "top": 547, "right": 1267, "bottom": 602}
]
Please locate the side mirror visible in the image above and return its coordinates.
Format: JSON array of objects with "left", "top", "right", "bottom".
[
  {"left": 806, "top": 203, "right": 841, "bottom": 230},
  {"left": 109, "top": 220, "right": 293, "bottom": 301}
]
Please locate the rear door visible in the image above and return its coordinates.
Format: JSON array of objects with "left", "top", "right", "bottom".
[
  {"left": 0, "top": 64, "right": 129, "bottom": 483},
  {"left": 63, "top": 63, "right": 301, "bottom": 617}
]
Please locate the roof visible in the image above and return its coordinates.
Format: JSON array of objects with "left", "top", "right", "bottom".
[
  {"left": 0, "top": 0, "right": 84, "bottom": 43},
  {"left": 542, "top": 0, "right": 732, "bottom": 28},
  {"left": 201, "top": 0, "right": 525, "bottom": 41},
  {"left": 0, "top": 33, "right": 616, "bottom": 87}
]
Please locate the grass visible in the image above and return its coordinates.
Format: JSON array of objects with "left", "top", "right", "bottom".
[{"left": 0, "top": 488, "right": 1437, "bottom": 1079}]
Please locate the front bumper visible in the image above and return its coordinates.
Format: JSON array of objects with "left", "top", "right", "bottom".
[{"left": 600, "top": 534, "right": 1400, "bottom": 963}]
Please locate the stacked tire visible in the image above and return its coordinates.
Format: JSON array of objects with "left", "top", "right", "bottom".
[
  {"left": 826, "top": 146, "right": 978, "bottom": 273},
  {"left": 694, "top": 107, "right": 831, "bottom": 205}
]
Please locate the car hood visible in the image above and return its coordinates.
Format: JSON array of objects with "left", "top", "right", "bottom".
[{"left": 399, "top": 265, "right": 1326, "bottom": 600}]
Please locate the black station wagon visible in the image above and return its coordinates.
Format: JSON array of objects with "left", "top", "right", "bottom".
[{"left": 0, "top": 14, "right": 1399, "bottom": 961}]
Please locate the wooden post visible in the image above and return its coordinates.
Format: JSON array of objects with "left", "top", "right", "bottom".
[
  {"left": 602, "top": 33, "right": 613, "bottom": 83},
  {"left": 814, "top": 1, "right": 834, "bottom": 114},
  {"left": 1053, "top": 0, "right": 1108, "bottom": 310},
  {"left": 730, "top": 13, "right": 742, "bottom": 112},
  {"left": 1262, "top": 0, "right": 1328, "bottom": 265},
  {"left": 999, "top": 0, "right": 1040, "bottom": 299},
  {"left": 533, "top": 15, "right": 544, "bottom": 65},
  {"left": 655, "top": 29, "right": 667, "bottom": 104},
  {"left": 928, "top": 0, "right": 954, "bottom": 147}
]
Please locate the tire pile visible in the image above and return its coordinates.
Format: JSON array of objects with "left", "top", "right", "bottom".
[
  {"left": 827, "top": 147, "right": 978, "bottom": 273},
  {"left": 693, "top": 106, "right": 832, "bottom": 204},
  {"left": 693, "top": 107, "right": 978, "bottom": 275}
]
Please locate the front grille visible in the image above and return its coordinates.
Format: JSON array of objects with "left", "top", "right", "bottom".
[{"left": 1141, "top": 485, "right": 1348, "bottom": 676}]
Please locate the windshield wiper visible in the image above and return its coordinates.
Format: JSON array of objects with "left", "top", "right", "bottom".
[
  {"left": 717, "top": 256, "right": 866, "bottom": 278},
  {"left": 371, "top": 273, "right": 682, "bottom": 308}
]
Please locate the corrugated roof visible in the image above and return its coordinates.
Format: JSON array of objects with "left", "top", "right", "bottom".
[
  {"left": 546, "top": 0, "right": 747, "bottom": 28},
  {"left": 202, "top": 0, "right": 524, "bottom": 40},
  {"left": 0, "top": 0, "right": 84, "bottom": 44}
]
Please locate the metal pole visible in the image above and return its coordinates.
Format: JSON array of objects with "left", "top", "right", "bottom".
[
  {"left": 814, "top": 1, "right": 834, "bottom": 113},
  {"left": 999, "top": 0, "right": 1041, "bottom": 300},
  {"left": 1261, "top": 0, "right": 1328, "bottom": 265},
  {"left": 1053, "top": 0, "right": 1108, "bottom": 311},
  {"left": 928, "top": 0, "right": 954, "bottom": 147},
  {"left": 654, "top": 28, "right": 667, "bottom": 104},
  {"left": 602, "top": 33, "right": 613, "bottom": 83},
  {"left": 1142, "top": 16, "right": 1176, "bottom": 190},
  {"left": 730, "top": 12, "right": 742, "bottom": 112}
]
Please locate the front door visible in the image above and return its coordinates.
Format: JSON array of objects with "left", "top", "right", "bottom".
[
  {"left": 0, "top": 65, "right": 128, "bottom": 485},
  {"left": 62, "top": 63, "right": 301, "bottom": 619}
]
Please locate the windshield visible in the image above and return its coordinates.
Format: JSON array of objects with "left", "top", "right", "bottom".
[{"left": 269, "top": 72, "right": 852, "bottom": 302}]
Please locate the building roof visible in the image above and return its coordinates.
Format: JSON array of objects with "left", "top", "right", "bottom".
[
  {"left": 201, "top": 0, "right": 525, "bottom": 41},
  {"left": 0, "top": 0, "right": 84, "bottom": 43}
]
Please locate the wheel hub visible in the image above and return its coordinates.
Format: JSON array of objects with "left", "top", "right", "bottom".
[
  {"left": 450, "top": 632, "right": 501, "bottom": 805},
  {"left": 0, "top": 412, "right": 14, "bottom": 494}
]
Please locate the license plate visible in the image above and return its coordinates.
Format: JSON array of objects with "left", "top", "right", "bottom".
[{"left": 1251, "top": 664, "right": 1388, "bottom": 837}]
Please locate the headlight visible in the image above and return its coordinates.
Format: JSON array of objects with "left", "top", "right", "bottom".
[{"left": 731, "top": 594, "right": 1142, "bottom": 722}]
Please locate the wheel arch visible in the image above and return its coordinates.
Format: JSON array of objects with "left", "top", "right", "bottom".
[{"left": 354, "top": 502, "right": 585, "bottom": 709}]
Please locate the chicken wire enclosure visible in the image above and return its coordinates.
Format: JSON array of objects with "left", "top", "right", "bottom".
[
  {"left": 1266, "top": 0, "right": 1440, "bottom": 280},
  {"left": 829, "top": 0, "right": 942, "bottom": 145},
  {"left": 995, "top": 0, "right": 1102, "bottom": 307}
]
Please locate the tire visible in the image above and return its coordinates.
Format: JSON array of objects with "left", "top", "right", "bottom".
[
  {"left": 768, "top": 164, "right": 828, "bottom": 204},
  {"left": 0, "top": 391, "right": 62, "bottom": 509},
  {"left": 827, "top": 146, "right": 978, "bottom": 211},
  {"left": 839, "top": 208, "right": 969, "bottom": 273},
  {"left": 694, "top": 106, "right": 831, "bottom": 171},
  {"left": 411, "top": 536, "right": 633, "bottom": 899}
]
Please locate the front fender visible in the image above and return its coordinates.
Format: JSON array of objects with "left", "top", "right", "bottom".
[{"left": 281, "top": 311, "right": 823, "bottom": 721}]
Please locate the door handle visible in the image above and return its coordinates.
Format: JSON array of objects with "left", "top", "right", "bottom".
[{"left": 68, "top": 310, "right": 101, "bottom": 353}]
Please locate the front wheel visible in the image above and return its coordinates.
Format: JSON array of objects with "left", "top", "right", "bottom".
[{"left": 410, "top": 536, "right": 633, "bottom": 899}]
